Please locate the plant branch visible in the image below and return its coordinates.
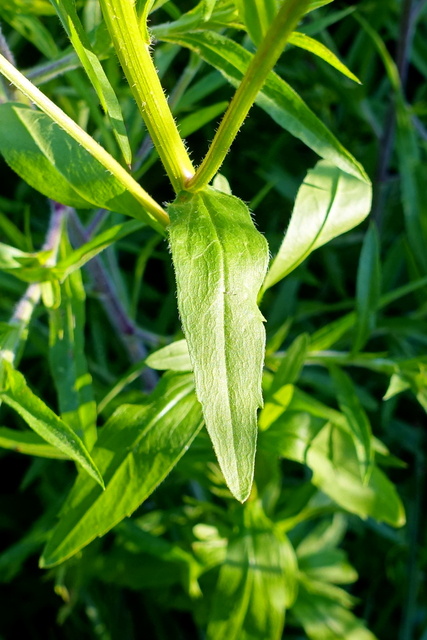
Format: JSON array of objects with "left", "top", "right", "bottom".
[
  {"left": 186, "top": 0, "right": 311, "bottom": 192},
  {"left": 99, "top": 0, "right": 195, "bottom": 192}
]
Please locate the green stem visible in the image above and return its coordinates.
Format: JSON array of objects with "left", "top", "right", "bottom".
[
  {"left": 186, "top": 0, "right": 311, "bottom": 192},
  {"left": 99, "top": 0, "right": 195, "bottom": 192},
  {"left": 0, "top": 53, "right": 169, "bottom": 230}
]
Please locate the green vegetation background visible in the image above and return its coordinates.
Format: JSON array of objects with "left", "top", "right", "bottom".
[{"left": 0, "top": 0, "right": 426, "bottom": 638}]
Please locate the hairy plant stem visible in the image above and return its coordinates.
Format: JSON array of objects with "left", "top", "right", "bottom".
[
  {"left": 99, "top": 0, "right": 194, "bottom": 192},
  {"left": 186, "top": 0, "right": 311, "bottom": 192},
  {"left": 132, "top": 52, "right": 202, "bottom": 173},
  {"left": 68, "top": 210, "right": 158, "bottom": 391}
]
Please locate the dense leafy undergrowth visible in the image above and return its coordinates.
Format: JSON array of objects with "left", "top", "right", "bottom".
[{"left": 0, "top": 0, "right": 426, "bottom": 638}]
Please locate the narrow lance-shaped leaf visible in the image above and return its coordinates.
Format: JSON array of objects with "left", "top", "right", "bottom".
[
  {"left": 262, "top": 160, "right": 372, "bottom": 293},
  {"left": 353, "top": 223, "right": 381, "bottom": 353},
  {"left": 168, "top": 187, "right": 269, "bottom": 502},
  {"left": 48, "top": 233, "right": 97, "bottom": 448},
  {"left": 330, "top": 366, "right": 373, "bottom": 481},
  {"left": 155, "top": 29, "right": 368, "bottom": 182},
  {"left": 0, "top": 362, "right": 103, "bottom": 487},
  {"left": 288, "top": 32, "right": 361, "bottom": 84},
  {"left": 0, "top": 426, "right": 69, "bottom": 459},
  {"left": 41, "top": 372, "right": 203, "bottom": 567},
  {"left": 50, "top": 0, "right": 132, "bottom": 165}
]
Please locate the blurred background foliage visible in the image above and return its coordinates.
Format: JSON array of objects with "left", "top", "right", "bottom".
[{"left": 0, "top": 0, "right": 426, "bottom": 638}]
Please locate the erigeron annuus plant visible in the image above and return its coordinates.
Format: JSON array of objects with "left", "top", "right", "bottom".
[
  {"left": 0, "top": 0, "right": 370, "bottom": 516},
  {"left": 1, "top": 0, "right": 400, "bottom": 608}
]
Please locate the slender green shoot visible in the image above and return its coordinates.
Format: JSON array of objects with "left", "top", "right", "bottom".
[{"left": 186, "top": 0, "right": 311, "bottom": 191}]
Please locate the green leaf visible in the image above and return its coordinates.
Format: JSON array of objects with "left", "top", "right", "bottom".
[
  {"left": 329, "top": 366, "right": 373, "bottom": 480},
  {"left": 0, "top": 11, "right": 59, "bottom": 58},
  {"left": 54, "top": 220, "right": 144, "bottom": 280},
  {"left": 145, "top": 339, "right": 192, "bottom": 372},
  {"left": 156, "top": 30, "right": 368, "bottom": 182},
  {"left": 0, "top": 0, "right": 55, "bottom": 15},
  {"left": 50, "top": 0, "right": 132, "bottom": 165},
  {"left": 259, "top": 413, "right": 405, "bottom": 527},
  {"left": 262, "top": 160, "right": 372, "bottom": 292},
  {"left": 268, "top": 333, "right": 310, "bottom": 397},
  {"left": 168, "top": 187, "right": 269, "bottom": 502},
  {"left": 207, "top": 502, "right": 298, "bottom": 640},
  {"left": 40, "top": 372, "right": 203, "bottom": 567},
  {"left": 288, "top": 32, "right": 361, "bottom": 84},
  {"left": 0, "top": 426, "right": 69, "bottom": 459},
  {"left": 0, "top": 103, "right": 165, "bottom": 229},
  {"left": 0, "top": 362, "right": 103, "bottom": 487},
  {"left": 353, "top": 223, "right": 381, "bottom": 353},
  {"left": 234, "top": 0, "right": 277, "bottom": 45},
  {"left": 292, "top": 580, "right": 378, "bottom": 640},
  {"left": 48, "top": 234, "right": 97, "bottom": 448}
]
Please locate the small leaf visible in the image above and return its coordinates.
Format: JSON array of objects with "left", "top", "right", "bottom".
[
  {"left": 168, "top": 187, "right": 269, "bottom": 502},
  {"left": 0, "top": 426, "right": 69, "bottom": 459},
  {"left": 293, "top": 579, "right": 378, "bottom": 640},
  {"left": 288, "top": 32, "right": 361, "bottom": 84},
  {"left": 330, "top": 366, "right": 373, "bottom": 481},
  {"left": 55, "top": 220, "right": 144, "bottom": 280},
  {"left": 40, "top": 372, "right": 203, "bottom": 567},
  {"left": 353, "top": 223, "right": 381, "bottom": 353},
  {"left": 145, "top": 340, "right": 192, "bottom": 372},
  {"left": 262, "top": 160, "right": 372, "bottom": 292},
  {"left": 0, "top": 362, "right": 103, "bottom": 487},
  {"left": 268, "top": 333, "right": 310, "bottom": 397},
  {"left": 207, "top": 502, "right": 298, "bottom": 640}
]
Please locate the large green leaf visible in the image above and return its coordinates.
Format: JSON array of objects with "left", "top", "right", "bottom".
[
  {"left": 0, "top": 362, "right": 103, "bottom": 487},
  {"left": 168, "top": 187, "right": 269, "bottom": 502},
  {"left": 207, "top": 502, "right": 298, "bottom": 640},
  {"left": 40, "top": 372, "right": 203, "bottom": 567},
  {"left": 156, "top": 30, "right": 368, "bottom": 182},
  {"left": 0, "top": 104, "right": 146, "bottom": 218},
  {"left": 262, "top": 160, "right": 372, "bottom": 292}
]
